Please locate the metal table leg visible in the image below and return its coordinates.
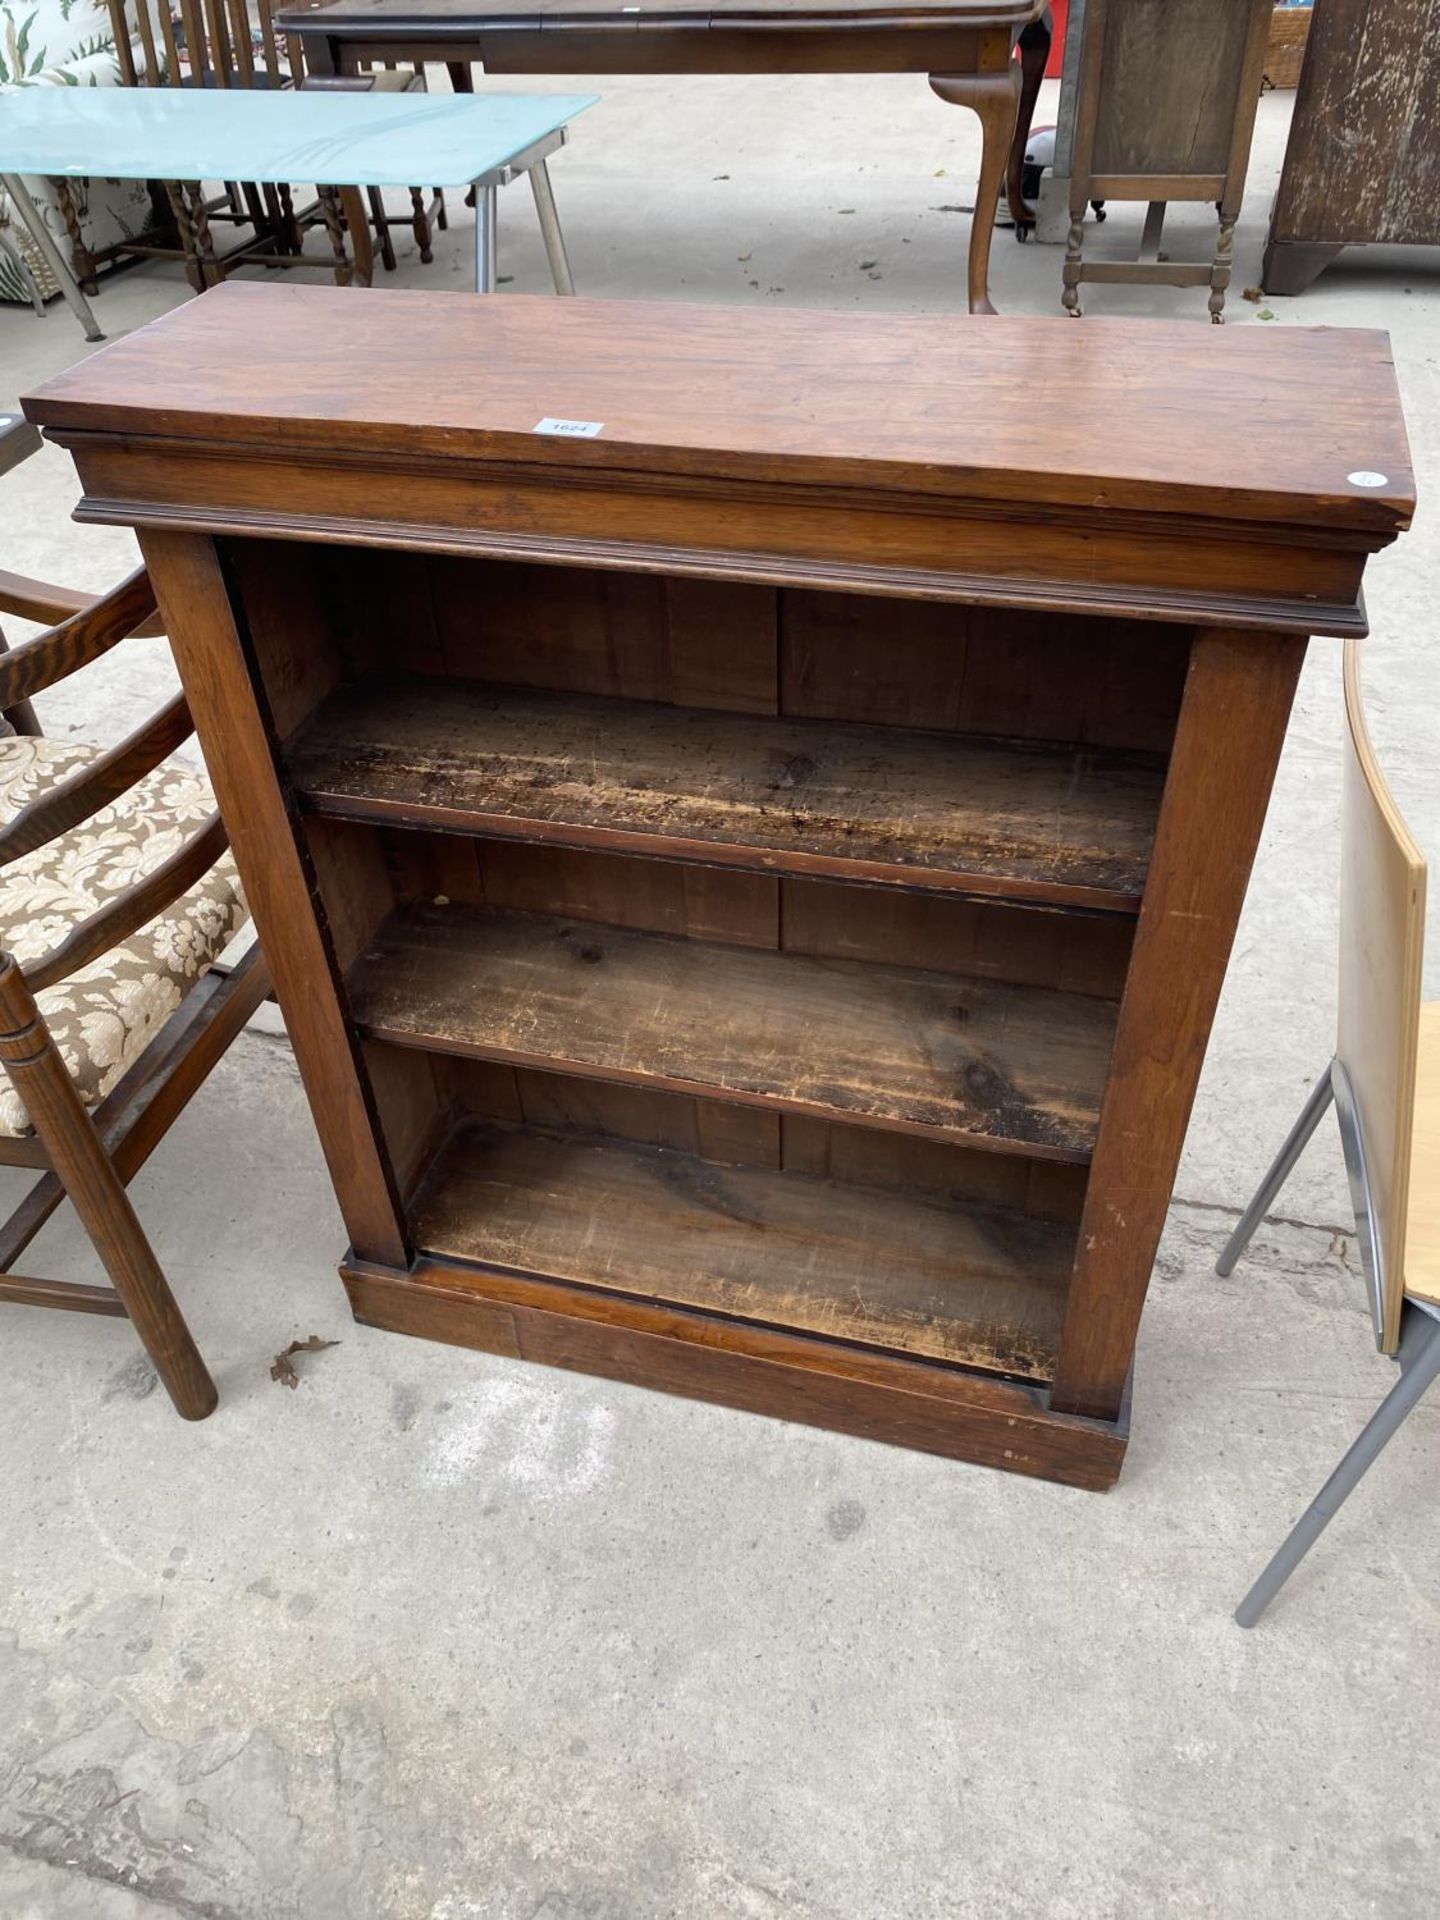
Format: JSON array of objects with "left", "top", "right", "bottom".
[
  {"left": 529, "top": 159, "right": 574, "bottom": 296},
  {"left": 1235, "top": 1301, "right": 1440, "bottom": 1627},
  {"left": 0, "top": 173, "right": 104, "bottom": 342},
  {"left": 473, "top": 179, "right": 498, "bottom": 293},
  {"left": 0, "top": 225, "right": 47, "bottom": 319}
]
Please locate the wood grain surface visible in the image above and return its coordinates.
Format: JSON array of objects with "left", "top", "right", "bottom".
[
  {"left": 1051, "top": 628, "right": 1306, "bottom": 1421},
  {"left": 1270, "top": 0, "right": 1440, "bottom": 252},
  {"left": 343, "top": 1251, "right": 1128, "bottom": 1485},
  {"left": 348, "top": 902, "right": 1118, "bottom": 1157},
  {"left": 1337, "top": 637, "right": 1428, "bottom": 1350},
  {"left": 1406, "top": 1005, "right": 1440, "bottom": 1312},
  {"left": 409, "top": 1119, "right": 1074, "bottom": 1378},
  {"left": 24, "top": 283, "right": 1415, "bottom": 536},
  {"left": 290, "top": 676, "right": 1166, "bottom": 909}
]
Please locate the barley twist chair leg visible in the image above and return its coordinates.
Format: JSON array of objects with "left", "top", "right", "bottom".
[
  {"left": 165, "top": 181, "right": 207, "bottom": 293},
  {"left": 0, "top": 953, "right": 217, "bottom": 1419},
  {"left": 318, "top": 185, "right": 352, "bottom": 286},
  {"left": 53, "top": 176, "right": 100, "bottom": 295},
  {"left": 277, "top": 182, "right": 304, "bottom": 254},
  {"left": 338, "top": 186, "right": 374, "bottom": 287},
  {"left": 408, "top": 186, "right": 434, "bottom": 263}
]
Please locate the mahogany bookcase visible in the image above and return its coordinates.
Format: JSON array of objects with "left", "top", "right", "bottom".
[{"left": 25, "top": 284, "right": 1414, "bottom": 1488}]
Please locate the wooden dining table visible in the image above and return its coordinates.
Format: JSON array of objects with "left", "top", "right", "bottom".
[{"left": 274, "top": 0, "right": 1050, "bottom": 311}]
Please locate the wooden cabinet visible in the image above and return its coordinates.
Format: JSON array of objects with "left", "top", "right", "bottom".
[
  {"left": 1264, "top": 0, "right": 1440, "bottom": 295},
  {"left": 1061, "top": 0, "right": 1273, "bottom": 321},
  {"left": 24, "top": 283, "right": 1414, "bottom": 1487}
]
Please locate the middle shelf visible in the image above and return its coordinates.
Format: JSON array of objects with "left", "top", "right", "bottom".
[
  {"left": 289, "top": 675, "right": 1167, "bottom": 912},
  {"left": 347, "top": 902, "right": 1119, "bottom": 1161}
]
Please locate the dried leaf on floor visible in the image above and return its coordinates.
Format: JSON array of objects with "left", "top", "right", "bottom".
[
  {"left": 1243, "top": 285, "right": 1263, "bottom": 302},
  {"left": 270, "top": 1335, "right": 340, "bottom": 1389}
]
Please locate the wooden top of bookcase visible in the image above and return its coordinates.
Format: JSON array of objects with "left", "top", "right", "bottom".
[{"left": 25, "top": 283, "right": 1414, "bottom": 540}]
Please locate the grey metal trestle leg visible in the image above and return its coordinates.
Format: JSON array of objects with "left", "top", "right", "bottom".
[
  {"left": 473, "top": 179, "right": 498, "bottom": 293},
  {"left": 0, "top": 224, "right": 47, "bottom": 319},
  {"left": 0, "top": 173, "right": 103, "bottom": 342},
  {"left": 1216, "top": 1065, "right": 1336, "bottom": 1279},
  {"left": 1235, "top": 1300, "right": 1440, "bottom": 1626},
  {"left": 1218, "top": 1057, "right": 1387, "bottom": 1338},
  {"left": 470, "top": 130, "right": 576, "bottom": 297},
  {"left": 528, "top": 159, "right": 574, "bottom": 295}
]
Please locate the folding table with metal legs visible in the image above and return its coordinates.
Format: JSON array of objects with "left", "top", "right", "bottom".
[{"left": 2, "top": 89, "right": 594, "bottom": 339}]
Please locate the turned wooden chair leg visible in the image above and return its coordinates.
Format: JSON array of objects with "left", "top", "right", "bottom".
[
  {"left": 409, "top": 185, "right": 434, "bottom": 264},
  {"left": 0, "top": 953, "right": 217, "bottom": 1419},
  {"left": 340, "top": 186, "right": 375, "bottom": 287},
  {"left": 367, "top": 185, "right": 399, "bottom": 272}
]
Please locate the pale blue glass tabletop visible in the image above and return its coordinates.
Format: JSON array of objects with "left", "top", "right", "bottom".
[{"left": 0, "top": 85, "right": 596, "bottom": 188}]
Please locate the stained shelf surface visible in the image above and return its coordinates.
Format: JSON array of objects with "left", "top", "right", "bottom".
[
  {"left": 409, "top": 1120, "right": 1076, "bottom": 1380},
  {"left": 351, "top": 903, "right": 1116, "bottom": 1159},
  {"left": 291, "top": 676, "right": 1166, "bottom": 910}
]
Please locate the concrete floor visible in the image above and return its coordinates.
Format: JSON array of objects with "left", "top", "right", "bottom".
[{"left": 1, "top": 73, "right": 1438, "bottom": 1920}]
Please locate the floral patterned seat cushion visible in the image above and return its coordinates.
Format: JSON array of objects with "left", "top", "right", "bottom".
[{"left": 0, "top": 735, "right": 249, "bottom": 1136}]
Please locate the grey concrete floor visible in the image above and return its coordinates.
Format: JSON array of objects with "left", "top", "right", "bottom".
[{"left": 1, "top": 74, "right": 1439, "bottom": 1920}]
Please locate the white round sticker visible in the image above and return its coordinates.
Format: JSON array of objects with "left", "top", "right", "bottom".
[{"left": 1347, "top": 471, "right": 1389, "bottom": 488}]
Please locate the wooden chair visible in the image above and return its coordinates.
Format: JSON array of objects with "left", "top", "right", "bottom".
[
  {"left": 1218, "top": 638, "right": 1439, "bottom": 1622},
  {"left": 0, "top": 413, "right": 270, "bottom": 1417}
]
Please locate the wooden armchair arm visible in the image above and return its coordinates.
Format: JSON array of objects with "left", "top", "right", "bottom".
[
  {"left": 0, "top": 568, "right": 165, "bottom": 637},
  {"left": 0, "top": 569, "right": 158, "bottom": 712},
  {"left": 0, "top": 414, "right": 41, "bottom": 479},
  {"left": 0, "top": 569, "right": 96, "bottom": 628},
  {"left": 23, "top": 812, "right": 229, "bottom": 995}
]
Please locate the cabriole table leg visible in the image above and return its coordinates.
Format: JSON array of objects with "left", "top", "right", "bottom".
[{"left": 929, "top": 54, "right": 1023, "bottom": 315}]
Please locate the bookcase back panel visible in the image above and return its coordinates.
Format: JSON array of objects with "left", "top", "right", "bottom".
[
  {"left": 363, "top": 830, "right": 1135, "bottom": 998},
  {"left": 288, "top": 542, "right": 1190, "bottom": 757},
  {"left": 780, "top": 592, "right": 1189, "bottom": 752},
  {"left": 429, "top": 1054, "right": 1088, "bottom": 1225}
]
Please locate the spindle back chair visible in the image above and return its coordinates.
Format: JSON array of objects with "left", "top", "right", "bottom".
[{"left": 0, "top": 414, "right": 269, "bottom": 1417}]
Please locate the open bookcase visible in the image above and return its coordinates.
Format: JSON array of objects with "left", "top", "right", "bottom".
[{"left": 26, "top": 283, "right": 1414, "bottom": 1487}]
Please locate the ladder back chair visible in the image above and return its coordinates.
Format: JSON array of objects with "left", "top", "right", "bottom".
[
  {"left": 0, "top": 413, "right": 270, "bottom": 1418},
  {"left": 1218, "top": 637, "right": 1439, "bottom": 1623}
]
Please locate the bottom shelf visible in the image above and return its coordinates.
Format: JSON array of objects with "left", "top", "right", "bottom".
[{"left": 408, "top": 1121, "right": 1075, "bottom": 1383}]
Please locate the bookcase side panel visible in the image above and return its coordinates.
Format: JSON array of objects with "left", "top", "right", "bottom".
[
  {"left": 1051, "top": 626, "right": 1307, "bottom": 1421},
  {"left": 138, "top": 527, "right": 409, "bottom": 1269}
]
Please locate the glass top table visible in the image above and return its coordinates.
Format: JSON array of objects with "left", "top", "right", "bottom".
[{"left": 1, "top": 85, "right": 597, "bottom": 337}]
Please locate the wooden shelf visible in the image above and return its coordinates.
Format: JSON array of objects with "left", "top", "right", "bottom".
[
  {"left": 409, "top": 1120, "right": 1074, "bottom": 1381},
  {"left": 351, "top": 903, "right": 1116, "bottom": 1160},
  {"left": 290, "top": 676, "right": 1165, "bottom": 911}
]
